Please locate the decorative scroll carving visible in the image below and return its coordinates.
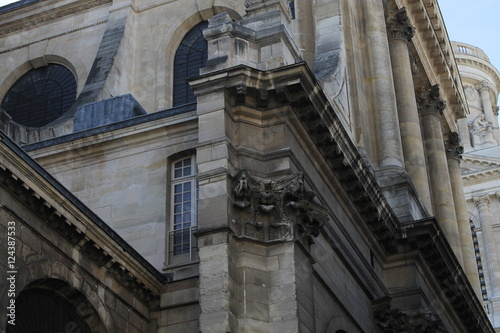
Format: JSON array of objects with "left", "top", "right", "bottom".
[
  {"left": 445, "top": 132, "right": 464, "bottom": 160},
  {"left": 417, "top": 84, "right": 446, "bottom": 116},
  {"left": 473, "top": 194, "right": 490, "bottom": 208},
  {"left": 374, "top": 303, "right": 448, "bottom": 333},
  {"left": 476, "top": 80, "right": 492, "bottom": 93},
  {"left": 386, "top": 7, "right": 415, "bottom": 42},
  {"left": 232, "top": 171, "right": 328, "bottom": 244}
]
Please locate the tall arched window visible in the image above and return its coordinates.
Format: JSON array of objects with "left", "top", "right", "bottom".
[{"left": 173, "top": 21, "right": 208, "bottom": 106}]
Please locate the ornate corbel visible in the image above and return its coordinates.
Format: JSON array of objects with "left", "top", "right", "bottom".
[{"left": 231, "top": 171, "right": 328, "bottom": 244}]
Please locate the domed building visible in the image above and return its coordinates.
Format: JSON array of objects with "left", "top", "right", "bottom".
[{"left": 454, "top": 41, "right": 500, "bottom": 329}]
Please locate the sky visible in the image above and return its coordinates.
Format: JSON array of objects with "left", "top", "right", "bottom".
[{"left": 439, "top": 0, "right": 500, "bottom": 72}]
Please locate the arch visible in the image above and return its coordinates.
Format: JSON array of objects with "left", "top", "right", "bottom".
[
  {"left": 1, "top": 260, "right": 112, "bottom": 332},
  {"left": 155, "top": 8, "right": 242, "bottom": 110},
  {"left": 6, "top": 281, "right": 96, "bottom": 333},
  {"left": 1, "top": 63, "right": 77, "bottom": 127},
  {"left": 172, "top": 21, "right": 209, "bottom": 106}
]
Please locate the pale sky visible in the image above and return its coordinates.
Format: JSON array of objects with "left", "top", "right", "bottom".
[{"left": 439, "top": 0, "right": 500, "bottom": 72}]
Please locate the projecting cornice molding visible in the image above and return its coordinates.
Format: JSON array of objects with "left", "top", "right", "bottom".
[
  {"left": 0, "top": 131, "right": 167, "bottom": 306},
  {"left": 455, "top": 57, "right": 500, "bottom": 91},
  {"left": 401, "top": 0, "right": 468, "bottom": 128},
  {"left": 0, "top": 0, "right": 111, "bottom": 37}
]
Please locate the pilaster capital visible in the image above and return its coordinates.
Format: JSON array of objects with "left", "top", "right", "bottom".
[
  {"left": 417, "top": 85, "right": 446, "bottom": 116},
  {"left": 476, "top": 80, "right": 492, "bottom": 93},
  {"left": 473, "top": 194, "right": 490, "bottom": 208},
  {"left": 445, "top": 132, "right": 464, "bottom": 160},
  {"left": 386, "top": 7, "right": 415, "bottom": 42}
]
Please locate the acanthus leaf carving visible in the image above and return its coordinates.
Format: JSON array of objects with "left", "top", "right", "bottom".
[{"left": 231, "top": 171, "right": 328, "bottom": 244}]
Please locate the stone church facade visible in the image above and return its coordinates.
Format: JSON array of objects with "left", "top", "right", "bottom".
[{"left": 0, "top": 0, "right": 495, "bottom": 332}]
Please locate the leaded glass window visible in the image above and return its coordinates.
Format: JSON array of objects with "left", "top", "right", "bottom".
[
  {"left": 173, "top": 21, "right": 208, "bottom": 106},
  {"left": 1, "top": 64, "right": 77, "bottom": 127}
]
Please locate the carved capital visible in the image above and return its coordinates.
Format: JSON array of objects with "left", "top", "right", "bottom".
[
  {"left": 417, "top": 84, "right": 446, "bottom": 116},
  {"left": 445, "top": 132, "right": 464, "bottom": 160},
  {"left": 232, "top": 171, "right": 328, "bottom": 245},
  {"left": 476, "top": 80, "right": 492, "bottom": 93},
  {"left": 386, "top": 7, "right": 415, "bottom": 42},
  {"left": 473, "top": 194, "right": 490, "bottom": 208}
]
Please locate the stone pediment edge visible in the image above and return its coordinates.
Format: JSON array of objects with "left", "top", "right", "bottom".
[{"left": 0, "top": 131, "right": 166, "bottom": 304}]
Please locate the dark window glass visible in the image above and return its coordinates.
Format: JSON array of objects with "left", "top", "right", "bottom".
[
  {"left": 6, "top": 288, "right": 92, "bottom": 333},
  {"left": 1, "top": 64, "right": 77, "bottom": 127},
  {"left": 173, "top": 21, "right": 208, "bottom": 106}
]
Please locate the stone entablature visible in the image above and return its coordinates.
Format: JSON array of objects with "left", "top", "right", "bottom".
[{"left": 0, "top": 0, "right": 111, "bottom": 38}]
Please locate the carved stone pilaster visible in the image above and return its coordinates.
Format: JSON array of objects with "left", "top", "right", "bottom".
[
  {"left": 445, "top": 132, "right": 464, "bottom": 160},
  {"left": 386, "top": 7, "right": 415, "bottom": 42},
  {"left": 473, "top": 194, "right": 490, "bottom": 208},
  {"left": 232, "top": 171, "right": 328, "bottom": 245},
  {"left": 417, "top": 84, "right": 446, "bottom": 116}
]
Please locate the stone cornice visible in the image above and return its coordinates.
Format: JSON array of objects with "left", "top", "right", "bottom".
[
  {"left": 402, "top": 218, "right": 494, "bottom": 332},
  {"left": 0, "top": 20, "right": 107, "bottom": 54},
  {"left": 455, "top": 57, "right": 500, "bottom": 92},
  {"left": 399, "top": 0, "right": 467, "bottom": 130},
  {"left": 0, "top": 0, "right": 111, "bottom": 37},
  {"left": 462, "top": 169, "right": 500, "bottom": 187},
  {"left": 0, "top": 131, "right": 168, "bottom": 305}
]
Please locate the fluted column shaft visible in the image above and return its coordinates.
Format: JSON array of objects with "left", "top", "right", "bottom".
[
  {"left": 473, "top": 195, "right": 500, "bottom": 297},
  {"left": 364, "top": 0, "right": 404, "bottom": 170},
  {"left": 419, "top": 86, "right": 462, "bottom": 262},
  {"left": 387, "top": 8, "right": 432, "bottom": 213},
  {"left": 447, "top": 133, "right": 482, "bottom": 298}
]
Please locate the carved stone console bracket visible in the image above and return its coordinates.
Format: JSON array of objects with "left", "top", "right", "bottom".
[
  {"left": 232, "top": 171, "right": 328, "bottom": 245},
  {"left": 373, "top": 299, "right": 448, "bottom": 333}
]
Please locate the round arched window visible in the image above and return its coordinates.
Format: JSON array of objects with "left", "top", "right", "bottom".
[
  {"left": 6, "top": 288, "right": 92, "bottom": 333},
  {"left": 1, "top": 64, "right": 77, "bottom": 127}
]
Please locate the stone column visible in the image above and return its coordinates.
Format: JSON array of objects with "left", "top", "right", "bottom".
[
  {"left": 386, "top": 8, "right": 432, "bottom": 213},
  {"left": 364, "top": 0, "right": 404, "bottom": 170},
  {"left": 473, "top": 195, "right": 500, "bottom": 297},
  {"left": 419, "top": 85, "right": 463, "bottom": 262},
  {"left": 477, "top": 81, "right": 498, "bottom": 144},
  {"left": 477, "top": 81, "right": 495, "bottom": 124},
  {"left": 446, "top": 133, "right": 482, "bottom": 298}
]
